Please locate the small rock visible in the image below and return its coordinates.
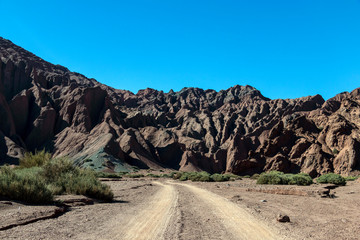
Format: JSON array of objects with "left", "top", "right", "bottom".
[
  {"left": 260, "top": 200, "right": 267, "bottom": 202},
  {"left": 348, "top": 191, "right": 355, "bottom": 194},
  {"left": 277, "top": 214, "right": 290, "bottom": 222}
]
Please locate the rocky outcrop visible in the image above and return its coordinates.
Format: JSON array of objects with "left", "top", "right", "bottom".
[{"left": 1, "top": 36, "right": 360, "bottom": 176}]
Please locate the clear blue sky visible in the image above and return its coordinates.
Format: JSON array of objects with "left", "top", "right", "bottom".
[{"left": 1, "top": 0, "right": 360, "bottom": 100}]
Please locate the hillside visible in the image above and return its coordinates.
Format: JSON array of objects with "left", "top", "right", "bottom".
[{"left": 1, "top": 37, "right": 359, "bottom": 176}]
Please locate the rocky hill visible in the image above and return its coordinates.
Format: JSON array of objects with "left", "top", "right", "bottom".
[{"left": 1, "top": 37, "right": 359, "bottom": 176}]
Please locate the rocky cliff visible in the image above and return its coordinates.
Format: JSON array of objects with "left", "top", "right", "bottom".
[{"left": 1, "top": 37, "right": 359, "bottom": 176}]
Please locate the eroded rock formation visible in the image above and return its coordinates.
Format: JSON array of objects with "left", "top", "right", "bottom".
[{"left": 1, "top": 37, "right": 359, "bottom": 176}]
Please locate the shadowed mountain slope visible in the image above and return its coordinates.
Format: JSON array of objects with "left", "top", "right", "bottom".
[{"left": 1, "top": 37, "right": 359, "bottom": 176}]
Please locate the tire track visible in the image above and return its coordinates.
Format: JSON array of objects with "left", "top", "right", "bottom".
[
  {"left": 173, "top": 182, "right": 282, "bottom": 240},
  {"left": 114, "top": 181, "right": 178, "bottom": 240}
]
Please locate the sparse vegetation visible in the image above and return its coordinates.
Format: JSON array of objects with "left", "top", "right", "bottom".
[
  {"left": 95, "top": 172, "right": 123, "bottom": 178},
  {"left": 0, "top": 166, "right": 53, "bottom": 204},
  {"left": 160, "top": 173, "right": 171, "bottom": 178},
  {"left": 257, "top": 171, "right": 313, "bottom": 186},
  {"left": 0, "top": 152, "right": 114, "bottom": 203},
  {"left": 170, "top": 171, "right": 240, "bottom": 182},
  {"left": 211, "top": 173, "right": 230, "bottom": 182},
  {"left": 332, "top": 148, "right": 339, "bottom": 155},
  {"left": 223, "top": 173, "right": 242, "bottom": 180},
  {"left": 250, "top": 173, "right": 260, "bottom": 180},
  {"left": 126, "top": 173, "right": 145, "bottom": 178},
  {"left": 19, "top": 149, "right": 51, "bottom": 168},
  {"left": 345, "top": 176, "right": 359, "bottom": 181},
  {"left": 147, "top": 173, "right": 161, "bottom": 178},
  {"left": 316, "top": 173, "right": 346, "bottom": 186}
]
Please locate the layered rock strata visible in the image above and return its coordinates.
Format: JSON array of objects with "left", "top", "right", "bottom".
[{"left": 1, "top": 37, "right": 359, "bottom": 176}]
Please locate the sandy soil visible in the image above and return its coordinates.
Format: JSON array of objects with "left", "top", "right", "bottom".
[{"left": 0, "top": 178, "right": 359, "bottom": 239}]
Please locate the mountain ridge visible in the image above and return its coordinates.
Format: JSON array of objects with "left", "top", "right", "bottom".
[{"left": 1, "top": 36, "right": 359, "bottom": 176}]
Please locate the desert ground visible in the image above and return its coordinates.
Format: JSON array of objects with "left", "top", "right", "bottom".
[{"left": 1, "top": 177, "right": 359, "bottom": 240}]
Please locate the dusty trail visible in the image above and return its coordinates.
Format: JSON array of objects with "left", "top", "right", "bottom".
[
  {"left": 0, "top": 180, "right": 285, "bottom": 240},
  {"left": 106, "top": 182, "right": 179, "bottom": 240},
  {"left": 172, "top": 182, "right": 281, "bottom": 240},
  {"left": 115, "top": 180, "right": 281, "bottom": 240}
]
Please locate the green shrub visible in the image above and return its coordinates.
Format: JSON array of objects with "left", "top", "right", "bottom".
[
  {"left": 2, "top": 157, "right": 114, "bottom": 203},
  {"left": 211, "top": 173, "right": 230, "bottom": 182},
  {"left": 332, "top": 148, "right": 339, "bottom": 155},
  {"left": 286, "top": 173, "right": 313, "bottom": 186},
  {"left": 172, "top": 172, "right": 183, "bottom": 180},
  {"left": 126, "top": 174, "right": 144, "bottom": 178},
  {"left": 223, "top": 173, "right": 242, "bottom": 180},
  {"left": 160, "top": 174, "right": 171, "bottom": 178},
  {"left": 147, "top": 173, "right": 160, "bottom": 178},
  {"left": 172, "top": 171, "right": 235, "bottom": 182},
  {"left": 49, "top": 169, "right": 113, "bottom": 201},
  {"left": 317, "top": 173, "right": 346, "bottom": 186},
  {"left": 345, "top": 176, "right": 359, "bottom": 181},
  {"left": 179, "top": 172, "right": 190, "bottom": 181},
  {"left": 257, "top": 171, "right": 284, "bottom": 184},
  {"left": 257, "top": 171, "right": 313, "bottom": 186},
  {"left": 250, "top": 173, "right": 260, "bottom": 180},
  {"left": 174, "top": 172, "right": 212, "bottom": 182},
  {"left": 0, "top": 166, "right": 53, "bottom": 204},
  {"left": 187, "top": 172, "right": 211, "bottom": 182},
  {"left": 19, "top": 150, "right": 51, "bottom": 168},
  {"left": 42, "top": 157, "right": 78, "bottom": 182},
  {"left": 95, "top": 172, "right": 122, "bottom": 178}
]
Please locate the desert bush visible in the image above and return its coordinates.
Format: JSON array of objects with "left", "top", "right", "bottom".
[
  {"left": 257, "top": 171, "right": 284, "bottom": 184},
  {"left": 172, "top": 171, "right": 236, "bottom": 182},
  {"left": 1, "top": 157, "right": 114, "bottom": 203},
  {"left": 42, "top": 157, "right": 78, "bottom": 182},
  {"left": 345, "top": 176, "right": 359, "bottom": 181},
  {"left": 126, "top": 173, "right": 145, "bottom": 178},
  {"left": 223, "top": 173, "right": 242, "bottom": 180},
  {"left": 286, "top": 173, "right": 313, "bottom": 186},
  {"left": 147, "top": 173, "right": 160, "bottom": 178},
  {"left": 175, "top": 172, "right": 212, "bottom": 182},
  {"left": 0, "top": 166, "right": 53, "bottom": 204},
  {"left": 172, "top": 172, "right": 183, "bottom": 180},
  {"left": 250, "top": 173, "right": 260, "bottom": 180},
  {"left": 160, "top": 174, "right": 171, "bottom": 178},
  {"left": 257, "top": 171, "right": 313, "bottom": 186},
  {"left": 95, "top": 172, "right": 122, "bottom": 178},
  {"left": 19, "top": 150, "right": 51, "bottom": 168},
  {"left": 179, "top": 172, "right": 190, "bottom": 181},
  {"left": 316, "top": 173, "right": 346, "bottom": 186},
  {"left": 49, "top": 169, "right": 113, "bottom": 201},
  {"left": 187, "top": 172, "right": 211, "bottom": 182},
  {"left": 24, "top": 157, "right": 114, "bottom": 202},
  {"left": 211, "top": 173, "right": 230, "bottom": 182}
]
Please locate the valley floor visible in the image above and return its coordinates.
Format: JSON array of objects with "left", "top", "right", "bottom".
[{"left": 1, "top": 178, "right": 359, "bottom": 239}]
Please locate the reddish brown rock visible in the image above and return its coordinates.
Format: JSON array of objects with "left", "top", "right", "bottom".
[{"left": 1, "top": 37, "right": 360, "bottom": 176}]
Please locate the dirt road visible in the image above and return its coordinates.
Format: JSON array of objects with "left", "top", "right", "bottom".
[
  {"left": 0, "top": 180, "right": 283, "bottom": 240},
  {"left": 114, "top": 182, "right": 179, "bottom": 240},
  {"left": 106, "top": 180, "right": 281, "bottom": 240},
  {"left": 173, "top": 182, "right": 280, "bottom": 240},
  {"left": 2, "top": 177, "right": 360, "bottom": 239}
]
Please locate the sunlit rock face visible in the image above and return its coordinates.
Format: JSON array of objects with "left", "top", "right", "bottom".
[{"left": 1, "top": 37, "right": 359, "bottom": 176}]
